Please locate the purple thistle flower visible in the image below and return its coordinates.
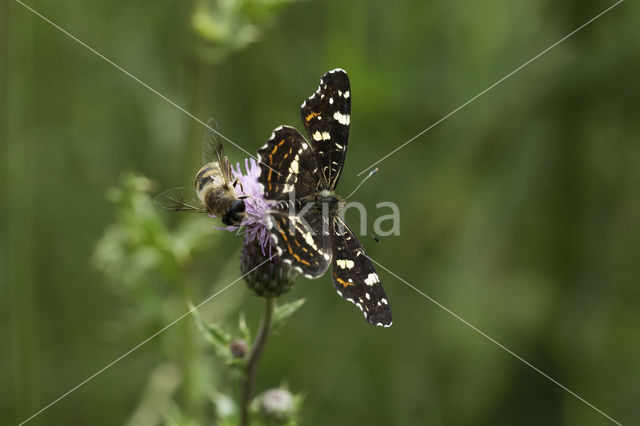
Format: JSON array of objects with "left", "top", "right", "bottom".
[
  {"left": 212, "top": 158, "right": 272, "bottom": 254},
  {"left": 215, "top": 157, "right": 297, "bottom": 297}
]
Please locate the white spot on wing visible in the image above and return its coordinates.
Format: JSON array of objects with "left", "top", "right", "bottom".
[
  {"left": 289, "top": 155, "right": 299, "bottom": 173},
  {"left": 364, "top": 273, "right": 379, "bottom": 286},
  {"left": 281, "top": 183, "right": 294, "bottom": 192},
  {"left": 336, "top": 259, "right": 355, "bottom": 269},
  {"left": 302, "top": 229, "right": 318, "bottom": 250},
  {"left": 333, "top": 111, "right": 350, "bottom": 125}
]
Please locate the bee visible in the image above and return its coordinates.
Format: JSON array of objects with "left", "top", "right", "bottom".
[{"left": 155, "top": 118, "right": 247, "bottom": 226}]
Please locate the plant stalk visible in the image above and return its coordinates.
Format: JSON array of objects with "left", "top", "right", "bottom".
[{"left": 240, "top": 297, "right": 274, "bottom": 426}]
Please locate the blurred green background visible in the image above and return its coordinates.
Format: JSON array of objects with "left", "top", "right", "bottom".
[{"left": 3, "top": 0, "right": 639, "bottom": 424}]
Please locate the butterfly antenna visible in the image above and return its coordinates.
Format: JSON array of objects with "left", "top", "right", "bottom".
[{"left": 345, "top": 168, "right": 378, "bottom": 200}]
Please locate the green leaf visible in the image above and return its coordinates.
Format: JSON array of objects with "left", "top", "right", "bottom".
[
  {"left": 238, "top": 311, "right": 252, "bottom": 343},
  {"left": 190, "top": 304, "right": 232, "bottom": 360},
  {"left": 272, "top": 299, "right": 305, "bottom": 332}
]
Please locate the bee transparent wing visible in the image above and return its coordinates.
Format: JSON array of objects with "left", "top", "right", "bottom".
[
  {"left": 202, "top": 118, "right": 222, "bottom": 163},
  {"left": 202, "top": 117, "right": 234, "bottom": 184},
  {"left": 154, "top": 187, "right": 206, "bottom": 213}
]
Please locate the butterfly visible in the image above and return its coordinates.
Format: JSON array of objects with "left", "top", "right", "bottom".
[{"left": 256, "top": 69, "right": 392, "bottom": 327}]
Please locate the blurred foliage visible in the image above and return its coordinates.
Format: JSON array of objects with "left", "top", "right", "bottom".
[
  {"left": 192, "top": 0, "right": 301, "bottom": 64},
  {"left": 4, "top": 0, "right": 640, "bottom": 425},
  {"left": 91, "top": 174, "right": 306, "bottom": 424}
]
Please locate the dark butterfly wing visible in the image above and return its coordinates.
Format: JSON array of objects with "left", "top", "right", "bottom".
[
  {"left": 331, "top": 216, "right": 392, "bottom": 327},
  {"left": 300, "top": 68, "right": 351, "bottom": 189},
  {"left": 266, "top": 201, "right": 332, "bottom": 278},
  {"left": 154, "top": 187, "right": 206, "bottom": 213},
  {"left": 257, "top": 126, "right": 322, "bottom": 200}
]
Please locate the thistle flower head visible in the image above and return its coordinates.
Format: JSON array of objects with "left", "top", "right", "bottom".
[
  {"left": 213, "top": 158, "right": 272, "bottom": 252},
  {"left": 232, "top": 158, "right": 275, "bottom": 253},
  {"left": 215, "top": 158, "right": 297, "bottom": 297}
]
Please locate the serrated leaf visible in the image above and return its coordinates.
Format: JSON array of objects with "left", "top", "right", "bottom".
[
  {"left": 190, "top": 304, "right": 232, "bottom": 359},
  {"left": 238, "top": 311, "right": 252, "bottom": 343},
  {"left": 272, "top": 299, "right": 305, "bottom": 332}
]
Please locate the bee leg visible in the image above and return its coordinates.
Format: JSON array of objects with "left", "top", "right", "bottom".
[{"left": 232, "top": 178, "right": 245, "bottom": 193}]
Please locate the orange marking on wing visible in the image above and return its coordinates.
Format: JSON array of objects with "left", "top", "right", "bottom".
[
  {"left": 293, "top": 253, "right": 310, "bottom": 266},
  {"left": 267, "top": 153, "right": 274, "bottom": 189},
  {"left": 278, "top": 230, "right": 294, "bottom": 254},
  {"left": 305, "top": 111, "right": 321, "bottom": 122},
  {"left": 334, "top": 274, "right": 354, "bottom": 287},
  {"left": 271, "top": 139, "right": 286, "bottom": 155}
]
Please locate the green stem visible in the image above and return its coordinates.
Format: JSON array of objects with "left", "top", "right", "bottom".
[{"left": 240, "top": 297, "right": 274, "bottom": 426}]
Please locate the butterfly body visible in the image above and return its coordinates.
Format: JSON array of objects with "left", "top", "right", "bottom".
[{"left": 257, "top": 69, "right": 392, "bottom": 327}]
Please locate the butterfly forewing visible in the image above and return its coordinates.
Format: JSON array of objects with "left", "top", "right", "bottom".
[
  {"left": 331, "top": 216, "right": 392, "bottom": 327},
  {"left": 301, "top": 68, "right": 351, "bottom": 189},
  {"left": 257, "top": 126, "right": 322, "bottom": 200}
]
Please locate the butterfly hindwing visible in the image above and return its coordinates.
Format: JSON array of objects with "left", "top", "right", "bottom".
[
  {"left": 331, "top": 216, "right": 392, "bottom": 327},
  {"left": 257, "top": 126, "right": 322, "bottom": 200},
  {"left": 267, "top": 201, "right": 332, "bottom": 278},
  {"left": 300, "top": 69, "right": 351, "bottom": 189}
]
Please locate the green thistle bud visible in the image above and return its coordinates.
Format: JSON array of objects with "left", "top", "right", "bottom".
[
  {"left": 230, "top": 339, "right": 248, "bottom": 358},
  {"left": 241, "top": 235, "right": 297, "bottom": 298}
]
